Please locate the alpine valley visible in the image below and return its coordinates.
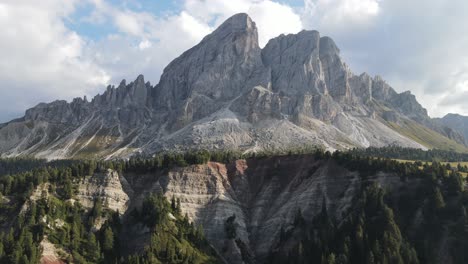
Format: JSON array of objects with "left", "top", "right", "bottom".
[{"left": 1, "top": 13, "right": 468, "bottom": 264}]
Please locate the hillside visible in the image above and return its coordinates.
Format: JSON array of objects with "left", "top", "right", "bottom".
[{"left": 0, "top": 150, "right": 467, "bottom": 263}]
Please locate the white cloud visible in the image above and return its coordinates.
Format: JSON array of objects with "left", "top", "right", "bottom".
[
  {"left": 302, "top": 0, "right": 380, "bottom": 31},
  {"left": 182, "top": 0, "right": 303, "bottom": 46},
  {"left": 183, "top": 0, "right": 252, "bottom": 24},
  {"left": 248, "top": 1, "right": 302, "bottom": 46},
  {"left": 138, "top": 39, "right": 152, "bottom": 50},
  {"left": 81, "top": 10, "right": 211, "bottom": 88},
  {"left": 0, "top": 0, "right": 109, "bottom": 121},
  {"left": 114, "top": 11, "right": 144, "bottom": 36}
]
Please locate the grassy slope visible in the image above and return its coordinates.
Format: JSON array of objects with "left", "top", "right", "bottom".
[
  {"left": 391, "top": 158, "right": 468, "bottom": 177},
  {"left": 386, "top": 119, "right": 468, "bottom": 153}
]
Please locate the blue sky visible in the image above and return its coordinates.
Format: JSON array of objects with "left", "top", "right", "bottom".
[
  {"left": 1, "top": 0, "right": 468, "bottom": 122},
  {"left": 66, "top": 0, "right": 305, "bottom": 42},
  {"left": 66, "top": 0, "right": 182, "bottom": 40}
]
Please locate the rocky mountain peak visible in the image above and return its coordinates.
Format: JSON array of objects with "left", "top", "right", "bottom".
[
  {"left": 135, "top": 74, "right": 145, "bottom": 83},
  {"left": 444, "top": 113, "right": 463, "bottom": 118},
  {"left": 437, "top": 113, "right": 468, "bottom": 145},
  {"left": 128, "top": 74, "right": 148, "bottom": 106},
  {"left": 25, "top": 100, "right": 70, "bottom": 121},
  {"left": 393, "top": 90, "right": 428, "bottom": 118},
  {"left": 91, "top": 75, "right": 150, "bottom": 109},
  {"left": 319, "top": 36, "right": 340, "bottom": 56},
  {"left": 1, "top": 13, "right": 467, "bottom": 159},
  {"left": 118, "top": 79, "right": 126, "bottom": 89},
  {"left": 261, "top": 30, "right": 322, "bottom": 95},
  {"left": 153, "top": 13, "right": 267, "bottom": 129},
  {"left": 213, "top": 13, "right": 256, "bottom": 35}
]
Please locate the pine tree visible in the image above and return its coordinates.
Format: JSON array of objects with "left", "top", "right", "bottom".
[
  {"left": 448, "top": 171, "right": 464, "bottom": 195},
  {"left": 87, "top": 232, "right": 101, "bottom": 262},
  {"left": 5, "top": 228, "right": 14, "bottom": 251},
  {"left": 103, "top": 227, "right": 114, "bottom": 252},
  {"left": 71, "top": 222, "right": 81, "bottom": 251},
  {"left": 367, "top": 251, "right": 375, "bottom": 264},
  {"left": 63, "top": 178, "right": 73, "bottom": 199},
  {"left": 432, "top": 186, "right": 446, "bottom": 210},
  {"left": 0, "top": 240, "right": 4, "bottom": 259},
  {"left": 19, "top": 254, "right": 29, "bottom": 264}
]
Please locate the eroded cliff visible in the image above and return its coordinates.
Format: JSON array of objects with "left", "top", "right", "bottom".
[{"left": 69, "top": 155, "right": 417, "bottom": 263}]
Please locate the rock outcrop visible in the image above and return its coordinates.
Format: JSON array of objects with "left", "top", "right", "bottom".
[
  {"left": 77, "top": 155, "right": 418, "bottom": 263},
  {"left": 436, "top": 113, "right": 468, "bottom": 145},
  {"left": 39, "top": 236, "right": 67, "bottom": 264},
  {"left": 77, "top": 169, "right": 132, "bottom": 213},
  {"left": 0, "top": 13, "right": 466, "bottom": 159}
]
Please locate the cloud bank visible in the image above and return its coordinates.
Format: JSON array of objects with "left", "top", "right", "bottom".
[{"left": 0, "top": 0, "right": 109, "bottom": 121}]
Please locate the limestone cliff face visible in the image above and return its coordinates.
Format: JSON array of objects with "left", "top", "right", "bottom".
[
  {"left": 73, "top": 156, "right": 416, "bottom": 263},
  {"left": 154, "top": 13, "right": 268, "bottom": 128},
  {"left": 77, "top": 169, "right": 132, "bottom": 213},
  {"left": 0, "top": 13, "right": 465, "bottom": 159}
]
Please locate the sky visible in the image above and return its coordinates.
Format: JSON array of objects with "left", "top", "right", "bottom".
[{"left": 1, "top": 0, "right": 468, "bottom": 122}]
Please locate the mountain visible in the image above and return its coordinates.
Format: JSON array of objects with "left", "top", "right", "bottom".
[
  {"left": 436, "top": 113, "right": 468, "bottom": 145},
  {"left": 0, "top": 13, "right": 466, "bottom": 159}
]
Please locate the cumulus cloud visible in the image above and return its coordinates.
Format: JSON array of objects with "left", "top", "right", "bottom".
[
  {"left": 302, "top": 0, "right": 380, "bottom": 31},
  {"left": 0, "top": 0, "right": 109, "bottom": 121},
  {"left": 138, "top": 39, "right": 152, "bottom": 50},
  {"left": 183, "top": 0, "right": 303, "bottom": 46},
  {"left": 247, "top": 1, "right": 303, "bottom": 46},
  {"left": 85, "top": 10, "right": 212, "bottom": 85},
  {"left": 375, "top": 0, "right": 468, "bottom": 118},
  {"left": 114, "top": 11, "right": 144, "bottom": 36}
]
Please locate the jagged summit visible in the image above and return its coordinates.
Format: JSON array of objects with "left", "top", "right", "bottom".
[
  {"left": 0, "top": 13, "right": 466, "bottom": 159},
  {"left": 214, "top": 13, "right": 256, "bottom": 33},
  {"left": 319, "top": 36, "right": 340, "bottom": 55}
]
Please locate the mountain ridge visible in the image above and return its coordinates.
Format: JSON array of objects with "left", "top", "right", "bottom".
[
  {"left": 436, "top": 113, "right": 468, "bottom": 145},
  {"left": 0, "top": 13, "right": 466, "bottom": 159}
]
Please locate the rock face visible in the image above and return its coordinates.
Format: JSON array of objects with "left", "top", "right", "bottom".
[
  {"left": 155, "top": 13, "right": 268, "bottom": 130},
  {"left": 77, "top": 169, "right": 132, "bottom": 213},
  {"left": 0, "top": 13, "right": 466, "bottom": 159},
  {"left": 436, "top": 114, "right": 468, "bottom": 145},
  {"left": 39, "top": 236, "right": 67, "bottom": 264},
  {"left": 82, "top": 155, "right": 416, "bottom": 263}
]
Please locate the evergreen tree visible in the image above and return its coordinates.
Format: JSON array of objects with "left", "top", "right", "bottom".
[
  {"left": 103, "top": 227, "right": 114, "bottom": 252},
  {"left": 87, "top": 232, "right": 101, "bottom": 262},
  {"left": 432, "top": 186, "right": 446, "bottom": 210}
]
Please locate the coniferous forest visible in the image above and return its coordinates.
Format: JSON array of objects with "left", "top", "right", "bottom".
[{"left": 0, "top": 148, "right": 467, "bottom": 263}]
